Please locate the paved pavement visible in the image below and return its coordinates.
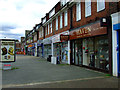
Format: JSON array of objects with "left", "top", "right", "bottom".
[{"left": 2, "top": 55, "right": 119, "bottom": 88}]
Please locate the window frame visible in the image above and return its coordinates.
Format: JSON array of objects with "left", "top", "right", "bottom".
[
  {"left": 76, "top": 2, "right": 81, "bottom": 21},
  {"left": 85, "top": 0, "right": 91, "bottom": 17},
  {"left": 56, "top": 17, "right": 58, "bottom": 30},
  {"left": 97, "top": 0, "right": 105, "bottom": 12},
  {"left": 60, "top": 13, "right": 63, "bottom": 29},
  {"left": 64, "top": 10, "right": 68, "bottom": 27}
]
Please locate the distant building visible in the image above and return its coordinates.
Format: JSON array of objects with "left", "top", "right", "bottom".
[{"left": 16, "top": 41, "right": 21, "bottom": 52}]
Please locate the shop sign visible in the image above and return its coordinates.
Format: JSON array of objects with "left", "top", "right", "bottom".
[
  {"left": 52, "top": 31, "right": 69, "bottom": 43},
  {"left": 113, "top": 23, "right": 120, "bottom": 30},
  {"left": 43, "top": 37, "right": 52, "bottom": 45},
  {"left": 0, "top": 40, "right": 16, "bottom": 62},
  {"left": 28, "top": 44, "right": 32, "bottom": 47},
  {"left": 70, "top": 22, "right": 107, "bottom": 40},
  {"left": 60, "top": 35, "right": 69, "bottom": 42}
]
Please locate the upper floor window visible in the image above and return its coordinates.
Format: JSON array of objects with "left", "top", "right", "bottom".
[
  {"left": 56, "top": 17, "right": 58, "bottom": 30},
  {"left": 60, "top": 14, "right": 62, "bottom": 28},
  {"left": 45, "top": 26, "right": 47, "bottom": 35},
  {"left": 49, "top": 8, "right": 55, "bottom": 18},
  {"left": 97, "top": 0, "right": 105, "bottom": 12},
  {"left": 43, "top": 17, "right": 46, "bottom": 23},
  {"left": 76, "top": 2, "right": 81, "bottom": 21},
  {"left": 48, "top": 24, "right": 49, "bottom": 34},
  {"left": 34, "top": 34, "right": 37, "bottom": 41},
  {"left": 85, "top": 0, "right": 91, "bottom": 17},
  {"left": 39, "top": 31, "right": 41, "bottom": 38},
  {"left": 61, "top": 0, "right": 69, "bottom": 6},
  {"left": 64, "top": 10, "right": 68, "bottom": 26},
  {"left": 41, "top": 28, "right": 43, "bottom": 37},
  {"left": 36, "top": 25, "right": 40, "bottom": 30},
  {"left": 50, "top": 22, "right": 52, "bottom": 33}
]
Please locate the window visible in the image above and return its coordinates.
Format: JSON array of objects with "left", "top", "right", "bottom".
[
  {"left": 45, "top": 26, "right": 47, "bottom": 35},
  {"left": 85, "top": 0, "right": 91, "bottom": 17},
  {"left": 48, "top": 24, "right": 49, "bottom": 34},
  {"left": 50, "top": 22, "right": 52, "bottom": 33},
  {"left": 60, "top": 14, "right": 62, "bottom": 28},
  {"left": 39, "top": 31, "right": 41, "bottom": 38},
  {"left": 76, "top": 2, "right": 81, "bottom": 21},
  {"left": 34, "top": 34, "right": 37, "bottom": 41},
  {"left": 61, "top": 0, "right": 69, "bottom": 6},
  {"left": 49, "top": 8, "right": 55, "bottom": 18},
  {"left": 97, "top": 0, "right": 105, "bottom": 12},
  {"left": 64, "top": 10, "right": 68, "bottom": 26},
  {"left": 41, "top": 28, "right": 43, "bottom": 37},
  {"left": 56, "top": 17, "right": 58, "bottom": 30},
  {"left": 43, "top": 17, "right": 46, "bottom": 23}
]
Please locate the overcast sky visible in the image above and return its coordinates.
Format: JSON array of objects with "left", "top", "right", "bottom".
[{"left": 0, "top": 0, "right": 59, "bottom": 41}]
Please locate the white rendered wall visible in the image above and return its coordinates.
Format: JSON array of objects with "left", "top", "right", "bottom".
[
  {"left": 111, "top": 12, "right": 120, "bottom": 76},
  {"left": 68, "top": 41, "right": 70, "bottom": 64}
]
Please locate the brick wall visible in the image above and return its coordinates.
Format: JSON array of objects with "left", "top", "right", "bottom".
[{"left": 72, "top": 2, "right": 110, "bottom": 29}]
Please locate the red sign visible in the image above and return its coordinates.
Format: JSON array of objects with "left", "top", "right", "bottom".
[
  {"left": 69, "top": 22, "right": 107, "bottom": 40},
  {"left": 60, "top": 35, "right": 69, "bottom": 42},
  {"left": 4, "top": 64, "right": 11, "bottom": 66}
]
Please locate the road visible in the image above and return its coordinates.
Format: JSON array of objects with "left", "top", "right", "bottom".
[{"left": 2, "top": 55, "right": 119, "bottom": 89}]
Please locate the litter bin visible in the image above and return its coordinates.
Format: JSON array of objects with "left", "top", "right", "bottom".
[{"left": 47, "top": 55, "right": 52, "bottom": 62}]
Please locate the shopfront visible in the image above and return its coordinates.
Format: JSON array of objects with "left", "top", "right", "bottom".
[
  {"left": 52, "top": 31, "right": 70, "bottom": 64},
  {"left": 43, "top": 37, "right": 52, "bottom": 59},
  {"left": 70, "top": 21, "right": 110, "bottom": 72},
  {"left": 111, "top": 12, "right": 120, "bottom": 77},
  {"left": 37, "top": 40, "right": 43, "bottom": 57},
  {"left": 27, "top": 44, "right": 33, "bottom": 56}
]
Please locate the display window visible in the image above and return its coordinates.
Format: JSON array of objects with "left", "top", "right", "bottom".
[
  {"left": 53, "top": 43, "right": 62, "bottom": 62},
  {"left": 38, "top": 46, "right": 42, "bottom": 57},
  {"left": 53, "top": 42, "right": 68, "bottom": 64},
  {"left": 44, "top": 44, "right": 51, "bottom": 59},
  {"left": 94, "top": 36, "right": 109, "bottom": 71},
  {"left": 61, "top": 42, "right": 68, "bottom": 63},
  {"left": 72, "top": 35, "right": 109, "bottom": 71}
]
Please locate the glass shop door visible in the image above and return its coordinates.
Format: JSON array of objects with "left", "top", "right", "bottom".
[{"left": 74, "top": 40, "right": 83, "bottom": 66}]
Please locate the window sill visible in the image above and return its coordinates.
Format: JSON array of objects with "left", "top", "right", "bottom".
[
  {"left": 76, "top": 19, "right": 81, "bottom": 22},
  {"left": 97, "top": 8, "right": 105, "bottom": 13},
  {"left": 85, "top": 15, "right": 91, "bottom": 18}
]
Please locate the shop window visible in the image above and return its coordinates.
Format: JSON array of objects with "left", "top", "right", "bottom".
[
  {"left": 44, "top": 45, "right": 51, "bottom": 59},
  {"left": 61, "top": 42, "right": 68, "bottom": 63},
  {"left": 95, "top": 36, "right": 109, "bottom": 71},
  {"left": 82, "top": 36, "right": 109, "bottom": 71},
  {"left": 83, "top": 38, "right": 94, "bottom": 67},
  {"left": 85, "top": 0, "right": 91, "bottom": 17}
]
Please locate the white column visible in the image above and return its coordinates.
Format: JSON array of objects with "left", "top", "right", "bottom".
[
  {"left": 111, "top": 12, "right": 120, "bottom": 76},
  {"left": 68, "top": 40, "right": 70, "bottom": 64}
]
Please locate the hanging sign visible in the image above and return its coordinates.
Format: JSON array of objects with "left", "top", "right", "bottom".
[{"left": 60, "top": 35, "right": 69, "bottom": 42}]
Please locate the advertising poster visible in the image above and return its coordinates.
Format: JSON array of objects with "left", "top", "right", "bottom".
[{"left": 1, "top": 41, "right": 15, "bottom": 62}]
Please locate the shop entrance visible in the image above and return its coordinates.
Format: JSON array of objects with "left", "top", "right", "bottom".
[
  {"left": 74, "top": 40, "right": 83, "bottom": 66},
  {"left": 117, "top": 30, "right": 120, "bottom": 77}
]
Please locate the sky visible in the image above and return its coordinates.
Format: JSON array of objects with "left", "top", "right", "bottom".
[{"left": 0, "top": 0, "right": 59, "bottom": 41}]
